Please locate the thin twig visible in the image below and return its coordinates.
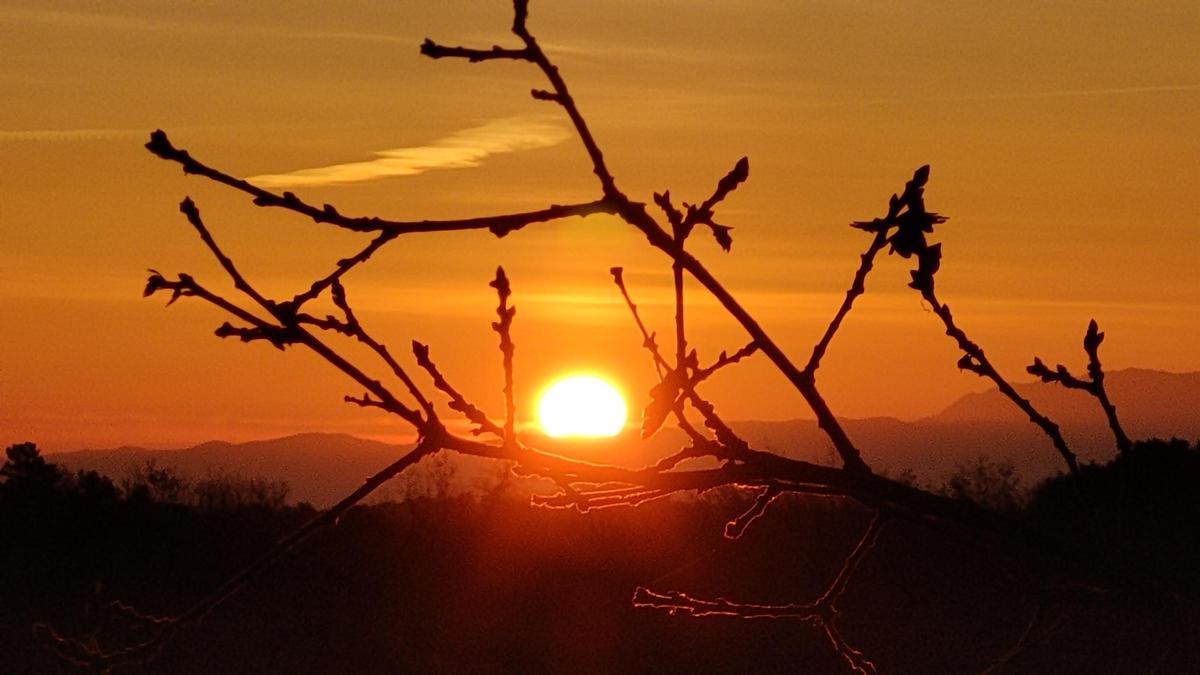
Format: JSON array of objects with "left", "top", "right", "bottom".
[
  {"left": 805, "top": 229, "right": 888, "bottom": 375},
  {"left": 1028, "top": 319, "right": 1131, "bottom": 453},
  {"left": 292, "top": 231, "right": 398, "bottom": 308},
  {"left": 634, "top": 511, "right": 884, "bottom": 675},
  {"left": 329, "top": 280, "right": 435, "bottom": 419},
  {"left": 925, "top": 291, "right": 1078, "bottom": 474},
  {"left": 490, "top": 267, "right": 517, "bottom": 444},
  {"left": 178, "top": 198, "right": 275, "bottom": 313},
  {"left": 412, "top": 340, "right": 505, "bottom": 438}
]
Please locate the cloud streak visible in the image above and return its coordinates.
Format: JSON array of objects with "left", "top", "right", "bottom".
[
  {"left": 793, "top": 83, "right": 1200, "bottom": 109},
  {"left": 0, "top": 7, "right": 416, "bottom": 46},
  {"left": 0, "top": 127, "right": 147, "bottom": 143},
  {"left": 246, "top": 117, "right": 570, "bottom": 188}
]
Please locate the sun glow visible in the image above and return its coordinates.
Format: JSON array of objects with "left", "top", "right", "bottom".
[{"left": 537, "top": 375, "right": 628, "bottom": 438}]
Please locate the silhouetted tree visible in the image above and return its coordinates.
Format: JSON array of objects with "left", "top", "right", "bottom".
[
  {"left": 2, "top": 442, "right": 63, "bottom": 496},
  {"left": 33, "top": 1, "right": 1186, "bottom": 672}
]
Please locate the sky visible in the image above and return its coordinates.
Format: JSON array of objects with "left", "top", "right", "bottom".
[{"left": 1, "top": 0, "right": 1197, "bottom": 451}]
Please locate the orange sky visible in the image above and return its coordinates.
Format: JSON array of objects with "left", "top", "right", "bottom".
[{"left": 2, "top": 1, "right": 1197, "bottom": 451}]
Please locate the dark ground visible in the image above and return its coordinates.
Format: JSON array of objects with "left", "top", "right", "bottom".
[{"left": 3, "top": 440, "right": 1199, "bottom": 674}]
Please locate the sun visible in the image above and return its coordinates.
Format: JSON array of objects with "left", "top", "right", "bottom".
[{"left": 537, "top": 375, "right": 628, "bottom": 438}]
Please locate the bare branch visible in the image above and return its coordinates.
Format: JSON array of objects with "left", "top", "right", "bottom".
[
  {"left": 426, "top": 5, "right": 872, "bottom": 474},
  {"left": 179, "top": 198, "right": 275, "bottom": 313},
  {"left": 329, "top": 280, "right": 435, "bottom": 420},
  {"left": 1028, "top": 319, "right": 1131, "bottom": 453},
  {"left": 343, "top": 393, "right": 388, "bottom": 411},
  {"left": 692, "top": 341, "right": 759, "bottom": 385},
  {"left": 412, "top": 340, "right": 504, "bottom": 438},
  {"left": 293, "top": 231, "right": 398, "bottom": 308},
  {"left": 847, "top": 166, "right": 1077, "bottom": 474},
  {"left": 146, "top": 131, "right": 615, "bottom": 237},
  {"left": 490, "top": 267, "right": 517, "bottom": 444},
  {"left": 146, "top": 270, "right": 425, "bottom": 428},
  {"left": 213, "top": 321, "right": 295, "bottom": 350},
  {"left": 419, "top": 39, "right": 531, "bottom": 62},
  {"left": 610, "top": 267, "right": 666, "bottom": 377},
  {"left": 805, "top": 229, "right": 888, "bottom": 375},
  {"left": 725, "top": 484, "right": 783, "bottom": 539},
  {"left": 145, "top": 272, "right": 278, "bottom": 337},
  {"left": 610, "top": 267, "right": 750, "bottom": 455},
  {"left": 927, "top": 293, "right": 1078, "bottom": 474},
  {"left": 680, "top": 156, "right": 748, "bottom": 252},
  {"left": 635, "top": 512, "right": 884, "bottom": 674}
]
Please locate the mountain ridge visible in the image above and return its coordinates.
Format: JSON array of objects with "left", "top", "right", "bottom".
[{"left": 46, "top": 369, "right": 1198, "bottom": 507}]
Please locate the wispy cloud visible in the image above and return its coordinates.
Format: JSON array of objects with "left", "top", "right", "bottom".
[
  {"left": 538, "top": 39, "right": 748, "bottom": 66},
  {"left": 246, "top": 117, "right": 570, "bottom": 188},
  {"left": 0, "top": 6, "right": 415, "bottom": 45},
  {"left": 794, "top": 83, "right": 1200, "bottom": 109},
  {"left": 0, "top": 127, "right": 146, "bottom": 142}
]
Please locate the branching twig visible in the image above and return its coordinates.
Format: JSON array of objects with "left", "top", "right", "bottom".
[
  {"left": 1028, "top": 319, "right": 1131, "bottom": 453},
  {"left": 490, "top": 267, "right": 517, "bottom": 445},
  {"left": 293, "top": 231, "right": 398, "bottom": 308},
  {"left": 692, "top": 341, "right": 758, "bottom": 386},
  {"left": 610, "top": 267, "right": 752, "bottom": 458},
  {"left": 811, "top": 164, "right": 931, "bottom": 369},
  {"left": 925, "top": 292, "right": 1078, "bottom": 474},
  {"left": 634, "top": 511, "right": 884, "bottom": 675},
  {"left": 412, "top": 341, "right": 504, "bottom": 438},
  {"left": 422, "top": 0, "right": 871, "bottom": 475},
  {"left": 329, "top": 280, "right": 436, "bottom": 419},
  {"left": 849, "top": 167, "right": 1077, "bottom": 475},
  {"left": 724, "top": 484, "right": 783, "bottom": 539}
]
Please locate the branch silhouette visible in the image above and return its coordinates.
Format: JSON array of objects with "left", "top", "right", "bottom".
[
  {"left": 39, "top": 1, "right": 1146, "bottom": 672},
  {"left": 851, "top": 166, "right": 1079, "bottom": 475},
  {"left": 1028, "top": 319, "right": 1132, "bottom": 453}
]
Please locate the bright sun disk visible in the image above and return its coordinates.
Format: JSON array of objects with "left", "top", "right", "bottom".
[{"left": 537, "top": 375, "right": 627, "bottom": 438}]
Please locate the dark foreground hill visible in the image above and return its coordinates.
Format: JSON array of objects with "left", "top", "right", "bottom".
[
  {"left": 47, "top": 369, "right": 1200, "bottom": 507},
  {"left": 4, "top": 492, "right": 1198, "bottom": 673},
  {"left": 5, "top": 439, "right": 1200, "bottom": 673}
]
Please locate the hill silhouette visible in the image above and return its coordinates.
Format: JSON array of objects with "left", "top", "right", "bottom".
[
  {"left": 8, "top": 438, "right": 1200, "bottom": 673},
  {"left": 738, "top": 368, "right": 1200, "bottom": 483},
  {"left": 48, "top": 369, "right": 1199, "bottom": 507}
]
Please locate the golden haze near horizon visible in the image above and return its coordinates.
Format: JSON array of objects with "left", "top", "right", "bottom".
[{"left": 1, "top": 1, "right": 1197, "bottom": 451}]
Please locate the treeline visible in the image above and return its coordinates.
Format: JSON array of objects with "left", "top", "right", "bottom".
[{"left": 1, "top": 442, "right": 293, "bottom": 513}]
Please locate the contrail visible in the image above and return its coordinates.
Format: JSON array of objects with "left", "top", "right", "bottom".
[
  {"left": 246, "top": 116, "right": 570, "bottom": 188},
  {"left": 0, "top": 128, "right": 146, "bottom": 142}
]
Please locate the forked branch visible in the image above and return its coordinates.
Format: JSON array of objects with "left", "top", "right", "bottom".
[
  {"left": 1028, "top": 319, "right": 1131, "bottom": 453},
  {"left": 847, "top": 167, "right": 1077, "bottom": 474},
  {"left": 634, "top": 511, "right": 885, "bottom": 675},
  {"left": 422, "top": 0, "right": 870, "bottom": 475}
]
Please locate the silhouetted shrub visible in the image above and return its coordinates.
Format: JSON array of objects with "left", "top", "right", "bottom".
[
  {"left": 1027, "top": 438, "right": 1200, "bottom": 594},
  {"left": 939, "top": 456, "right": 1026, "bottom": 514},
  {"left": 122, "top": 458, "right": 190, "bottom": 504},
  {"left": 190, "top": 471, "right": 290, "bottom": 512}
]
